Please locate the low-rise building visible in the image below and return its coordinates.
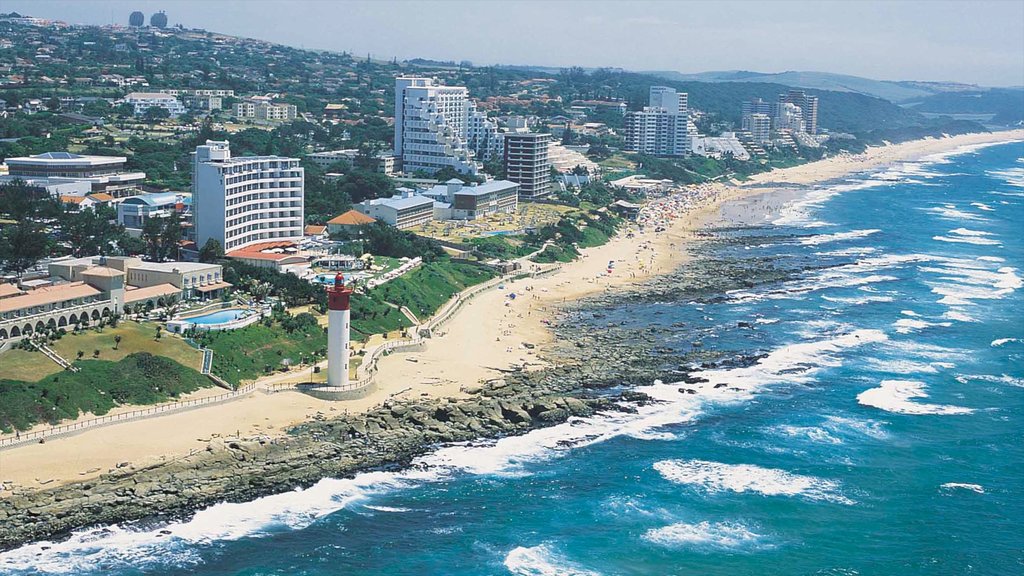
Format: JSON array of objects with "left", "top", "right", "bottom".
[
  {"left": 117, "top": 192, "right": 189, "bottom": 231},
  {"left": 355, "top": 191, "right": 435, "bottom": 230},
  {"left": 123, "top": 92, "right": 186, "bottom": 117},
  {"left": 3, "top": 151, "right": 145, "bottom": 197},
  {"left": 326, "top": 209, "right": 377, "bottom": 235},
  {"left": 421, "top": 179, "right": 519, "bottom": 220}
]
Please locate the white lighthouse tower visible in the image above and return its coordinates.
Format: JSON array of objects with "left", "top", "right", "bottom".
[{"left": 326, "top": 273, "right": 353, "bottom": 388}]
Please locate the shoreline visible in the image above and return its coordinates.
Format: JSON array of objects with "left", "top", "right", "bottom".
[
  {"left": 3, "top": 129, "right": 1020, "bottom": 489},
  {"left": 1, "top": 129, "right": 1022, "bottom": 549}
]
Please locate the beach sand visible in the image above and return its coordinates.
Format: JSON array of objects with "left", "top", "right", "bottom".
[{"left": 2, "top": 129, "right": 1021, "bottom": 492}]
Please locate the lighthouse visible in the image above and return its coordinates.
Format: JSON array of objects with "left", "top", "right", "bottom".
[{"left": 325, "top": 273, "right": 353, "bottom": 388}]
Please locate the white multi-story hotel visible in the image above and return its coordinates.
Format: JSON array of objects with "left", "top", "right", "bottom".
[
  {"left": 624, "top": 86, "right": 691, "bottom": 157},
  {"left": 192, "top": 140, "right": 304, "bottom": 253},
  {"left": 123, "top": 92, "right": 186, "bottom": 117},
  {"left": 649, "top": 86, "right": 688, "bottom": 115},
  {"left": 466, "top": 101, "right": 503, "bottom": 162},
  {"left": 394, "top": 77, "right": 480, "bottom": 176}
]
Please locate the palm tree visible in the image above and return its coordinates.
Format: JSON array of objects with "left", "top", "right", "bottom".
[
  {"left": 76, "top": 350, "right": 84, "bottom": 360},
  {"left": 249, "top": 280, "right": 272, "bottom": 303},
  {"left": 114, "top": 335, "right": 122, "bottom": 350},
  {"left": 155, "top": 325, "right": 163, "bottom": 340}
]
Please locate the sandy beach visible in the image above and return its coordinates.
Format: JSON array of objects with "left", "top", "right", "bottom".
[{"left": 2, "top": 129, "right": 1021, "bottom": 492}]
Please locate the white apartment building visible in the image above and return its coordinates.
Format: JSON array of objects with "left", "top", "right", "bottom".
[
  {"left": 749, "top": 113, "right": 772, "bottom": 143},
  {"left": 394, "top": 77, "right": 480, "bottom": 176},
  {"left": 624, "top": 108, "right": 690, "bottom": 156},
  {"left": 233, "top": 100, "right": 297, "bottom": 122},
  {"left": 466, "top": 101, "right": 503, "bottom": 162},
  {"left": 624, "top": 87, "right": 691, "bottom": 157},
  {"left": 123, "top": 92, "right": 186, "bottom": 117},
  {"left": 504, "top": 133, "right": 552, "bottom": 200},
  {"left": 775, "top": 102, "right": 805, "bottom": 132},
  {"left": 192, "top": 140, "right": 305, "bottom": 253},
  {"left": 649, "top": 86, "right": 688, "bottom": 115}
]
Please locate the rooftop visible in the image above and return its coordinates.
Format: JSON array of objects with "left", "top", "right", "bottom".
[
  {"left": 6, "top": 151, "right": 126, "bottom": 165},
  {"left": 0, "top": 282, "right": 102, "bottom": 313},
  {"left": 131, "top": 261, "right": 217, "bottom": 274},
  {"left": 327, "top": 209, "right": 376, "bottom": 226},
  {"left": 124, "top": 283, "right": 179, "bottom": 303}
]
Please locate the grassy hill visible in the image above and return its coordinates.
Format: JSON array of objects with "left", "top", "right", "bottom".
[{"left": 0, "top": 353, "right": 212, "bottom": 432}]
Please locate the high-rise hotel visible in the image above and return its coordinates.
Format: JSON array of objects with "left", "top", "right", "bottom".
[
  {"left": 624, "top": 86, "right": 691, "bottom": 157},
  {"left": 393, "top": 77, "right": 481, "bottom": 176},
  {"left": 192, "top": 140, "right": 304, "bottom": 253}
]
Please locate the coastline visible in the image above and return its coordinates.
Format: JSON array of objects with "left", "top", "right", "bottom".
[{"left": 1, "top": 129, "right": 1022, "bottom": 549}]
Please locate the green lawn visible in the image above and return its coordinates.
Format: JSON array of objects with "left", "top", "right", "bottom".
[
  {"left": 0, "top": 320, "right": 203, "bottom": 382},
  {"left": 350, "top": 293, "right": 412, "bottom": 340},
  {"left": 50, "top": 320, "right": 203, "bottom": 371},
  {"left": 0, "top": 353, "right": 213, "bottom": 433},
  {"left": 194, "top": 318, "right": 327, "bottom": 386}
]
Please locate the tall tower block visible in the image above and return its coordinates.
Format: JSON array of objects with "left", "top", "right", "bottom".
[{"left": 326, "top": 273, "right": 353, "bottom": 388}]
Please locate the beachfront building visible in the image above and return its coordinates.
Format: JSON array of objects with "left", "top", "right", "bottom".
[
  {"left": 2, "top": 151, "right": 145, "bottom": 197},
  {"left": 394, "top": 77, "right": 480, "bottom": 176},
  {"left": 466, "top": 101, "right": 504, "bottom": 162},
  {"left": 624, "top": 107, "right": 691, "bottom": 156},
  {"left": 649, "top": 86, "right": 688, "bottom": 115},
  {"left": 775, "top": 102, "right": 806, "bottom": 132},
  {"left": 123, "top": 92, "right": 186, "bottom": 117},
  {"left": 779, "top": 89, "right": 819, "bottom": 134},
  {"left": 741, "top": 98, "right": 774, "bottom": 131},
  {"left": 192, "top": 140, "right": 305, "bottom": 254},
  {"left": 624, "top": 86, "right": 690, "bottom": 157},
  {"left": 504, "top": 132, "right": 552, "bottom": 200},
  {"left": 748, "top": 113, "right": 772, "bottom": 144},
  {"left": 0, "top": 268, "right": 124, "bottom": 344},
  {"left": 49, "top": 256, "right": 228, "bottom": 305},
  {"left": 421, "top": 179, "right": 519, "bottom": 220},
  {"left": 355, "top": 191, "right": 435, "bottom": 230}
]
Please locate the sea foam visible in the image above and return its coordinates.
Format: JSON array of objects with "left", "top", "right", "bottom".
[
  {"left": 857, "top": 380, "right": 974, "bottom": 415},
  {"left": 504, "top": 544, "right": 601, "bottom": 576},
  {"left": 642, "top": 521, "right": 768, "bottom": 551},
  {"left": 653, "top": 459, "right": 854, "bottom": 505}
]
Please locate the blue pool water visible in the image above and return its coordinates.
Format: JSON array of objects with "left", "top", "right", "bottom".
[
  {"left": 184, "top": 309, "right": 247, "bottom": 326},
  {"left": 1, "top": 139, "right": 1022, "bottom": 575}
]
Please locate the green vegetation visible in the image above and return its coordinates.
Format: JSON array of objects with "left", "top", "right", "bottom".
[
  {"left": 467, "top": 236, "right": 536, "bottom": 260},
  {"left": 192, "top": 314, "right": 326, "bottom": 386},
  {"left": 376, "top": 261, "right": 497, "bottom": 319},
  {"left": 349, "top": 293, "right": 413, "bottom": 340},
  {"left": 0, "top": 353, "right": 212, "bottom": 433},
  {"left": 223, "top": 261, "right": 326, "bottom": 307}
]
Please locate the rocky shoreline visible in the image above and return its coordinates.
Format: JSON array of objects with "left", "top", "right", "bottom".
[{"left": 0, "top": 234, "right": 798, "bottom": 551}]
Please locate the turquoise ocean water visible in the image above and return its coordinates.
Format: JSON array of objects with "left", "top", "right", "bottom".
[{"left": 2, "top": 140, "right": 1022, "bottom": 575}]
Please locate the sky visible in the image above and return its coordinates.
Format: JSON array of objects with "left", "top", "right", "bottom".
[{"left": 6, "top": 0, "right": 1024, "bottom": 86}]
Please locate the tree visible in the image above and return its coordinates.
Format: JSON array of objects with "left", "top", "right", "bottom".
[
  {"left": 143, "top": 106, "right": 171, "bottom": 124},
  {"left": 114, "top": 335, "right": 122, "bottom": 350},
  {"left": 155, "top": 326, "right": 163, "bottom": 340},
  {"left": 0, "top": 222, "right": 49, "bottom": 276},
  {"left": 76, "top": 350, "right": 84, "bottom": 360},
  {"left": 199, "top": 238, "right": 224, "bottom": 263}
]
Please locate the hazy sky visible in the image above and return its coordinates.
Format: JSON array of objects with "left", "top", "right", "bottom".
[{"left": 7, "top": 0, "right": 1024, "bottom": 86}]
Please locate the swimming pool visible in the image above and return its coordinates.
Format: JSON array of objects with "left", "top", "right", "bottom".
[{"left": 183, "top": 309, "right": 247, "bottom": 325}]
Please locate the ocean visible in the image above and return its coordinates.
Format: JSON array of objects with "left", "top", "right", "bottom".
[{"left": 2, "top": 140, "right": 1022, "bottom": 575}]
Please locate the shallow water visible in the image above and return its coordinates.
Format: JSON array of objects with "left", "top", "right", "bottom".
[{"left": 2, "top": 140, "right": 1022, "bottom": 575}]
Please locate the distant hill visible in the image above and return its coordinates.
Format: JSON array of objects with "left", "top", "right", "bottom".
[
  {"left": 905, "top": 88, "right": 1024, "bottom": 126},
  {"left": 648, "top": 70, "right": 979, "bottom": 103}
]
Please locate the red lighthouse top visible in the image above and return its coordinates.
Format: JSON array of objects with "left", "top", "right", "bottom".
[{"left": 326, "top": 272, "right": 353, "bottom": 311}]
